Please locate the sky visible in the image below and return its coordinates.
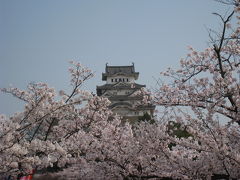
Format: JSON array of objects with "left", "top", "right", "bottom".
[{"left": 0, "top": 0, "right": 231, "bottom": 116}]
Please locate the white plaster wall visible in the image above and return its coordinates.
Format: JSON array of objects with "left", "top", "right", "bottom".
[{"left": 106, "top": 76, "right": 135, "bottom": 84}]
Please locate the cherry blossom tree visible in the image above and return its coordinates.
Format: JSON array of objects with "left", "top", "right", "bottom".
[
  {"left": 0, "top": 61, "right": 96, "bottom": 177},
  {"left": 152, "top": 0, "right": 240, "bottom": 125},
  {"left": 0, "top": 61, "right": 171, "bottom": 179},
  {"left": 0, "top": 61, "right": 173, "bottom": 179},
  {"left": 140, "top": 0, "right": 240, "bottom": 179},
  {"left": 1, "top": 1, "right": 240, "bottom": 179}
]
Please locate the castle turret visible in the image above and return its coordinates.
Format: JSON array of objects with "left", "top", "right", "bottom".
[{"left": 96, "top": 63, "right": 155, "bottom": 122}]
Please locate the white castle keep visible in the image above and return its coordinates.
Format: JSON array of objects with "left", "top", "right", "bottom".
[{"left": 96, "top": 63, "right": 155, "bottom": 122}]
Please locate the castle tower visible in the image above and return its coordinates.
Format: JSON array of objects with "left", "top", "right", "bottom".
[{"left": 96, "top": 63, "right": 155, "bottom": 122}]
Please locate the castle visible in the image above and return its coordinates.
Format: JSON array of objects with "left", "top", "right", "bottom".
[{"left": 96, "top": 63, "right": 155, "bottom": 122}]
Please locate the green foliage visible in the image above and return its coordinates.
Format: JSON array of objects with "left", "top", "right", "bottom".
[
  {"left": 167, "top": 121, "right": 192, "bottom": 150},
  {"left": 167, "top": 121, "right": 192, "bottom": 139},
  {"left": 138, "top": 112, "right": 155, "bottom": 124}
]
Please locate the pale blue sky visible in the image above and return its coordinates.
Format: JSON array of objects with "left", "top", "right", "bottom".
[{"left": 0, "top": 0, "right": 231, "bottom": 115}]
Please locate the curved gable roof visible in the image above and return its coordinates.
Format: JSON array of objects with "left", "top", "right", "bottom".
[{"left": 102, "top": 64, "right": 139, "bottom": 80}]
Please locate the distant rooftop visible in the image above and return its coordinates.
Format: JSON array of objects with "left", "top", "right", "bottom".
[{"left": 102, "top": 63, "right": 139, "bottom": 80}]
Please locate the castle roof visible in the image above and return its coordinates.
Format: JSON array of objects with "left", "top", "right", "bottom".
[
  {"left": 96, "top": 82, "right": 145, "bottom": 96},
  {"left": 102, "top": 63, "right": 139, "bottom": 80}
]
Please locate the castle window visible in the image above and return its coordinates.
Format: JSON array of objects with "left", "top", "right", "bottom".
[
  {"left": 123, "top": 78, "right": 125, "bottom": 82},
  {"left": 115, "top": 79, "right": 117, "bottom": 82},
  {"left": 127, "top": 78, "right": 129, "bottom": 82},
  {"left": 119, "top": 78, "right": 122, "bottom": 82},
  {"left": 111, "top": 79, "right": 113, "bottom": 82}
]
